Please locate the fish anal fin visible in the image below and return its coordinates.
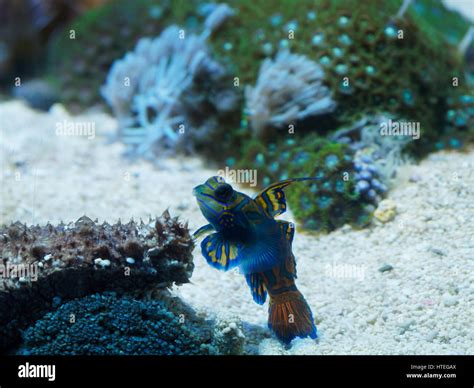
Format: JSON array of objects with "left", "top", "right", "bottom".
[{"left": 245, "top": 273, "right": 267, "bottom": 305}]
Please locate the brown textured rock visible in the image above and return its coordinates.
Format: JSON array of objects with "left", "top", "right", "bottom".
[{"left": 0, "top": 211, "right": 194, "bottom": 354}]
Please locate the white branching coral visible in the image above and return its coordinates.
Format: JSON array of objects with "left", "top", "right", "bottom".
[
  {"left": 245, "top": 49, "right": 336, "bottom": 136},
  {"left": 102, "top": 20, "right": 238, "bottom": 158},
  {"left": 101, "top": 4, "right": 237, "bottom": 158},
  {"left": 202, "top": 3, "right": 235, "bottom": 39},
  {"left": 101, "top": 26, "right": 209, "bottom": 156}
]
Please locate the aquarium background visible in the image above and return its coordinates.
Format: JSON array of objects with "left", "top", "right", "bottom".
[{"left": 0, "top": 0, "right": 473, "bottom": 355}]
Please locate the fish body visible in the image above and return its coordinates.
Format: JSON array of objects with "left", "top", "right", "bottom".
[{"left": 193, "top": 176, "right": 317, "bottom": 344}]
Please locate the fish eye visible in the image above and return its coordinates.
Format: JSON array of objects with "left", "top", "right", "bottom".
[{"left": 215, "top": 183, "right": 233, "bottom": 201}]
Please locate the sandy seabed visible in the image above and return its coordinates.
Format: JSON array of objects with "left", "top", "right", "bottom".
[{"left": 1, "top": 100, "right": 473, "bottom": 355}]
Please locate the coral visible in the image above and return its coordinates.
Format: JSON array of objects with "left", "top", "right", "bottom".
[
  {"left": 245, "top": 49, "right": 336, "bottom": 137},
  {"left": 212, "top": 316, "right": 246, "bottom": 355},
  {"left": 180, "top": 58, "right": 242, "bottom": 155},
  {"left": 0, "top": 211, "right": 194, "bottom": 354},
  {"left": 16, "top": 293, "right": 224, "bottom": 355},
  {"left": 198, "top": 0, "right": 473, "bottom": 231},
  {"left": 209, "top": 0, "right": 468, "bottom": 154},
  {"left": 241, "top": 136, "right": 374, "bottom": 232},
  {"left": 48, "top": 0, "right": 203, "bottom": 112},
  {"left": 441, "top": 94, "right": 474, "bottom": 148},
  {"left": 411, "top": 0, "right": 472, "bottom": 46},
  {"left": 285, "top": 138, "right": 374, "bottom": 231},
  {"left": 102, "top": 26, "right": 207, "bottom": 156},
  {"left": 202, "top": 3, "right": 236, "bottom": 39},
  {"left": 352, "top": 153, "right": 387, "bottom": 205},
  {"left": 331, "top": 113, "right": 410, "bottom": 182},
  {"left": 101, "top": 24, "right": 240, "bottom": 158}
]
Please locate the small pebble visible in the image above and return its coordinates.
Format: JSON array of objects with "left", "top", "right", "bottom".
[
  {"left": 443, "top": 295, "right": 459, "bottom": 307},
  {"left": 177, "top": 202, "right": 188, "bottom": 211},
  {"left": 379, "top": 264, "right": 394, "bottom": 273},
  {"left": 398, "top": 319, "right": 416, "bottom": 334},
  {"left": 430, "top": 247, "right": 446, "bottom": 256},
  {"left": 366, "top": 315, "right": 378, "bottom": 324},
  {"left": 374, "top": 199, "right": 397, "bottom": 223},
  {"left": 426, "top": 330, "right": 439, "bottom": 342}
]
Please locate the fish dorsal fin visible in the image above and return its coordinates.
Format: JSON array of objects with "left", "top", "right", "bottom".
[
  {"left": 201, "top": 232, "right": 242, "bottom": 271},
  {"left": 245, "top": 273, "right": 267, "bottom": 305},
  {"left": 193, "top": 224, "right": 214, "bottom": 239},
  {"left": 254, "top": 178, "right": 316, "bottom": 218}
]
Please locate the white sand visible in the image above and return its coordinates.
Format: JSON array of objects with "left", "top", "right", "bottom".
[{"left": 1, "top": 101, "right": 473, "bottom": 354}]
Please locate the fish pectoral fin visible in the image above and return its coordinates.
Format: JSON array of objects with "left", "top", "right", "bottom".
[
  {"left": 245, "top": 273, "right": 267, "bottom": 305},
  {"left": 193, "top": 224, "right": 214, "bottom": 239},
  {"left": 201, "top": 233, "right": 241, "bottom": 271}
]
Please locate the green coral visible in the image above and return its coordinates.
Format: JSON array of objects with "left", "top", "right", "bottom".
[
  {"left": 208, "top": 0, "right": 472, "bottom": 232},
  {"left": 209, "top": 0, "right": 469, "bottom": 154},
  {"left": 241, "top": 136, "right": 373, "bottom": 232},
  {"left": 438, "top": 94, "right": 474, "bottom": 149},
  {"left": 411, "top": 0, "right": 472, "bottom": 46},
  {"left": 48, "top": 0, "right": 203, "bottom": 112}
]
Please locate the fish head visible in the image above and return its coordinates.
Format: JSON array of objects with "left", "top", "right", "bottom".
[{"left": 193, "top": 176, "right": 249, "bottom": 232}]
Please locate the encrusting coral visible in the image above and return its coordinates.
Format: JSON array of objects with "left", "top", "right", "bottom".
[
  {"left": 17, "top": 292, "right": 245, "bottom": 355},
  {"left": 241, "top": 136, "right": 375, "bottom": 232},
  {"left": 209, "top": 0, "right": 471, "bottom": 154}
]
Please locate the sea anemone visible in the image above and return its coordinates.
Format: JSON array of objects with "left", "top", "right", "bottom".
[
  {"left": 245, "top": 49, "right": 336, "bottom": 137},
  {"left": 102, "top": 10, "right": 239, "bottom": 158}
]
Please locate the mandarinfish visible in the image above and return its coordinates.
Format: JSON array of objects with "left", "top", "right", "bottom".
[{"left": 193, "top": 176, "right": 317, "bottom": 344}]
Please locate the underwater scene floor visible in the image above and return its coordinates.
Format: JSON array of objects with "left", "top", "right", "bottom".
[{"left": 1, "top": 100, "right": 472, "bottom": 355}]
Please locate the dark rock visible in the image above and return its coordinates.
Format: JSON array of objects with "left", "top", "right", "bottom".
[
  {"left": 0, "top": 211, "right": 194, "bottom": 354},
  {"left": 11, "top": 79, "right": 59, "bottom": 111}
]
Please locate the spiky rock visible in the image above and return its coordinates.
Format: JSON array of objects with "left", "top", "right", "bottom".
[{"left": 0, "top": 211, "right": 193, "bottom": 354}]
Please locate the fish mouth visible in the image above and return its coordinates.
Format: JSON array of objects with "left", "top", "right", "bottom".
[{"left": 192, "top": 185, "right": 202, "bottom": 197}]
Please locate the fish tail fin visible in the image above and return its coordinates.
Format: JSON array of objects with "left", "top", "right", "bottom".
[{"left": 268, "top": 289, "right": 317, "bottom": 345}]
